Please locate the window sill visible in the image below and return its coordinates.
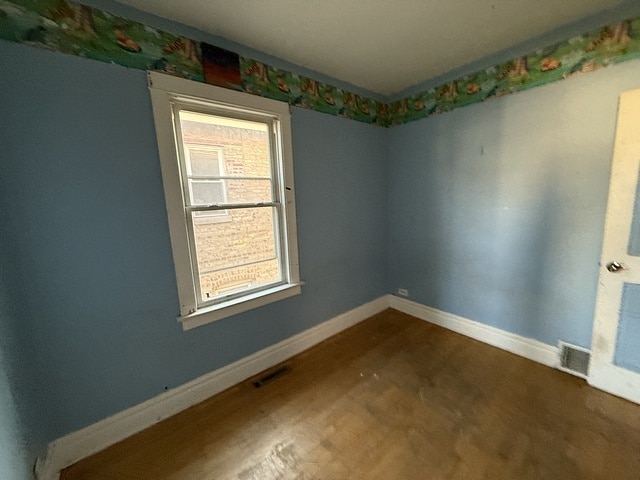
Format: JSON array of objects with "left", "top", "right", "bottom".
[{"left": 179, "top": 283, "right": 303, "bottom": 331}]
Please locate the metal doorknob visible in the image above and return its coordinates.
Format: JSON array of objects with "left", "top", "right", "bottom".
[{"left": 607, "top": 261, "right": 623, "bottom": 272}]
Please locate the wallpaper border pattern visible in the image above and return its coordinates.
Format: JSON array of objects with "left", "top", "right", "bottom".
[{"left": 1, "top": 0, "right": 640, "bottom": 127}]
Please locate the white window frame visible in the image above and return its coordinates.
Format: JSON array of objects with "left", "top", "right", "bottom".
[{"left": 148, "top": 71, "right": 301, "bottom": 330}]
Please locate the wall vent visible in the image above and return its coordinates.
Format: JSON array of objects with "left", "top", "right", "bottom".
[{"left": 558, "top": 342, "right": 590, "bottom": 379}]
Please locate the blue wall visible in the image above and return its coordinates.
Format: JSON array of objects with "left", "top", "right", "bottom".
[
  {"left": 0, "top": 40, "right": 388, "bottom": 461},
  {"left": 0, "top": 273, "right": 31, "bottom": 480},
  {"left": 388, "top": 60, "right": 640, "bottom": 348},
  {"left": 0, "top": 361, "right": 29, "bottom": 479}
]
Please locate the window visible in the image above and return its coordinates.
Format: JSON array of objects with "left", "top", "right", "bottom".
[{"left": 148, "top": 72, "right": 301, "bottom": 330}]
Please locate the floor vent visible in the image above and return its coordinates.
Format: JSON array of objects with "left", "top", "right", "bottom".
[
  {"left": 253, "top": 365, "right": 291, "bottom": 388},
  {"left": 558, "top": 342, "right": 590, "bottom": 379}
]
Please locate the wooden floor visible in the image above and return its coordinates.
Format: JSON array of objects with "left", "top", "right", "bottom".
[{"left": 62, "top": 309, "right": 640, "bottom": 480}]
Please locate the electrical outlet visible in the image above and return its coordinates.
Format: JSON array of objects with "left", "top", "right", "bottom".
[{"left": 397, "top": 288, "right": 409, "bottom": 297}]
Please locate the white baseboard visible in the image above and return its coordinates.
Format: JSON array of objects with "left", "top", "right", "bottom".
[
  {"left": 589, "top": 362, "right": 640, "bottom": 405},
  {"left": 388, "top": 296, "right": 559, "bottom": 368},
  {"left": 37, "top": 295, "right": 390, "bottom": 480}
]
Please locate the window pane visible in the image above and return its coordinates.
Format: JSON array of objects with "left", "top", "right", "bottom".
[
  {"left": 200, "top": 259, "right": 281, "bottom": 302},
  {"left": 179, "top": 110, "right": 273, "bottom": 179},
  {"left": 191, "top": 207, "right": 282, "bottom": 302},
  {"left": 188, "top": 180, "right": 226, "bottom": 205},
  {"left": 188, "top": 179, "right": 274, "bottom": 206},
  {"left": 188, "top": 149, "right": 221, "bottom": 176},
  {"left": 224, "top": 179, "right": 273, "bottom": 204}
]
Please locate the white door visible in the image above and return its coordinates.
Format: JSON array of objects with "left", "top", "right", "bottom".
[{"left": 590, "top": 89, "right": 640, "bottom": 404}]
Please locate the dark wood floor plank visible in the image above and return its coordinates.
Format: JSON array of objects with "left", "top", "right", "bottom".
[{"left": 61, "top": 309, "right": 640, "bottom": 480}]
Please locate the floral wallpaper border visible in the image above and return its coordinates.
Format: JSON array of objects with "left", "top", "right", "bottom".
[
  {"left": 0, "top": 0, "right": 389, "bottom": 126},
  {"left": 1, "top": 0, "right": 639, "bottom": 127},
  {"left": 390, "top": 17, "right": 640, "bottom": 125}
]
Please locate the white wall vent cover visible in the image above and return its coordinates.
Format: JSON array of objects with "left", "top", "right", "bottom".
[{"left": 558, "top": 341, "right": 590, "bottom": 379}]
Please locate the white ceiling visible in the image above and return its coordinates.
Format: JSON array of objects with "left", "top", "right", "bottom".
[{"left": 117, "top": 0, "right": 628, "bottom": 96}]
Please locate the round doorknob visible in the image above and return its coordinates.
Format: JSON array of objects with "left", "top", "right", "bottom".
[{"left": 607, "top": 261, "right": 623, "bottom": 272}]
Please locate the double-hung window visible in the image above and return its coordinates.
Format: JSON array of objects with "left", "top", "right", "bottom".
[{"left": 148, "top": 72, "right": 301, "bottom": 330}]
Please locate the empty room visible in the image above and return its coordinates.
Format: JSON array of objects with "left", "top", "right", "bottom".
[{"left": 3, "top": 0, "right": 640, "bottom": 479}]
